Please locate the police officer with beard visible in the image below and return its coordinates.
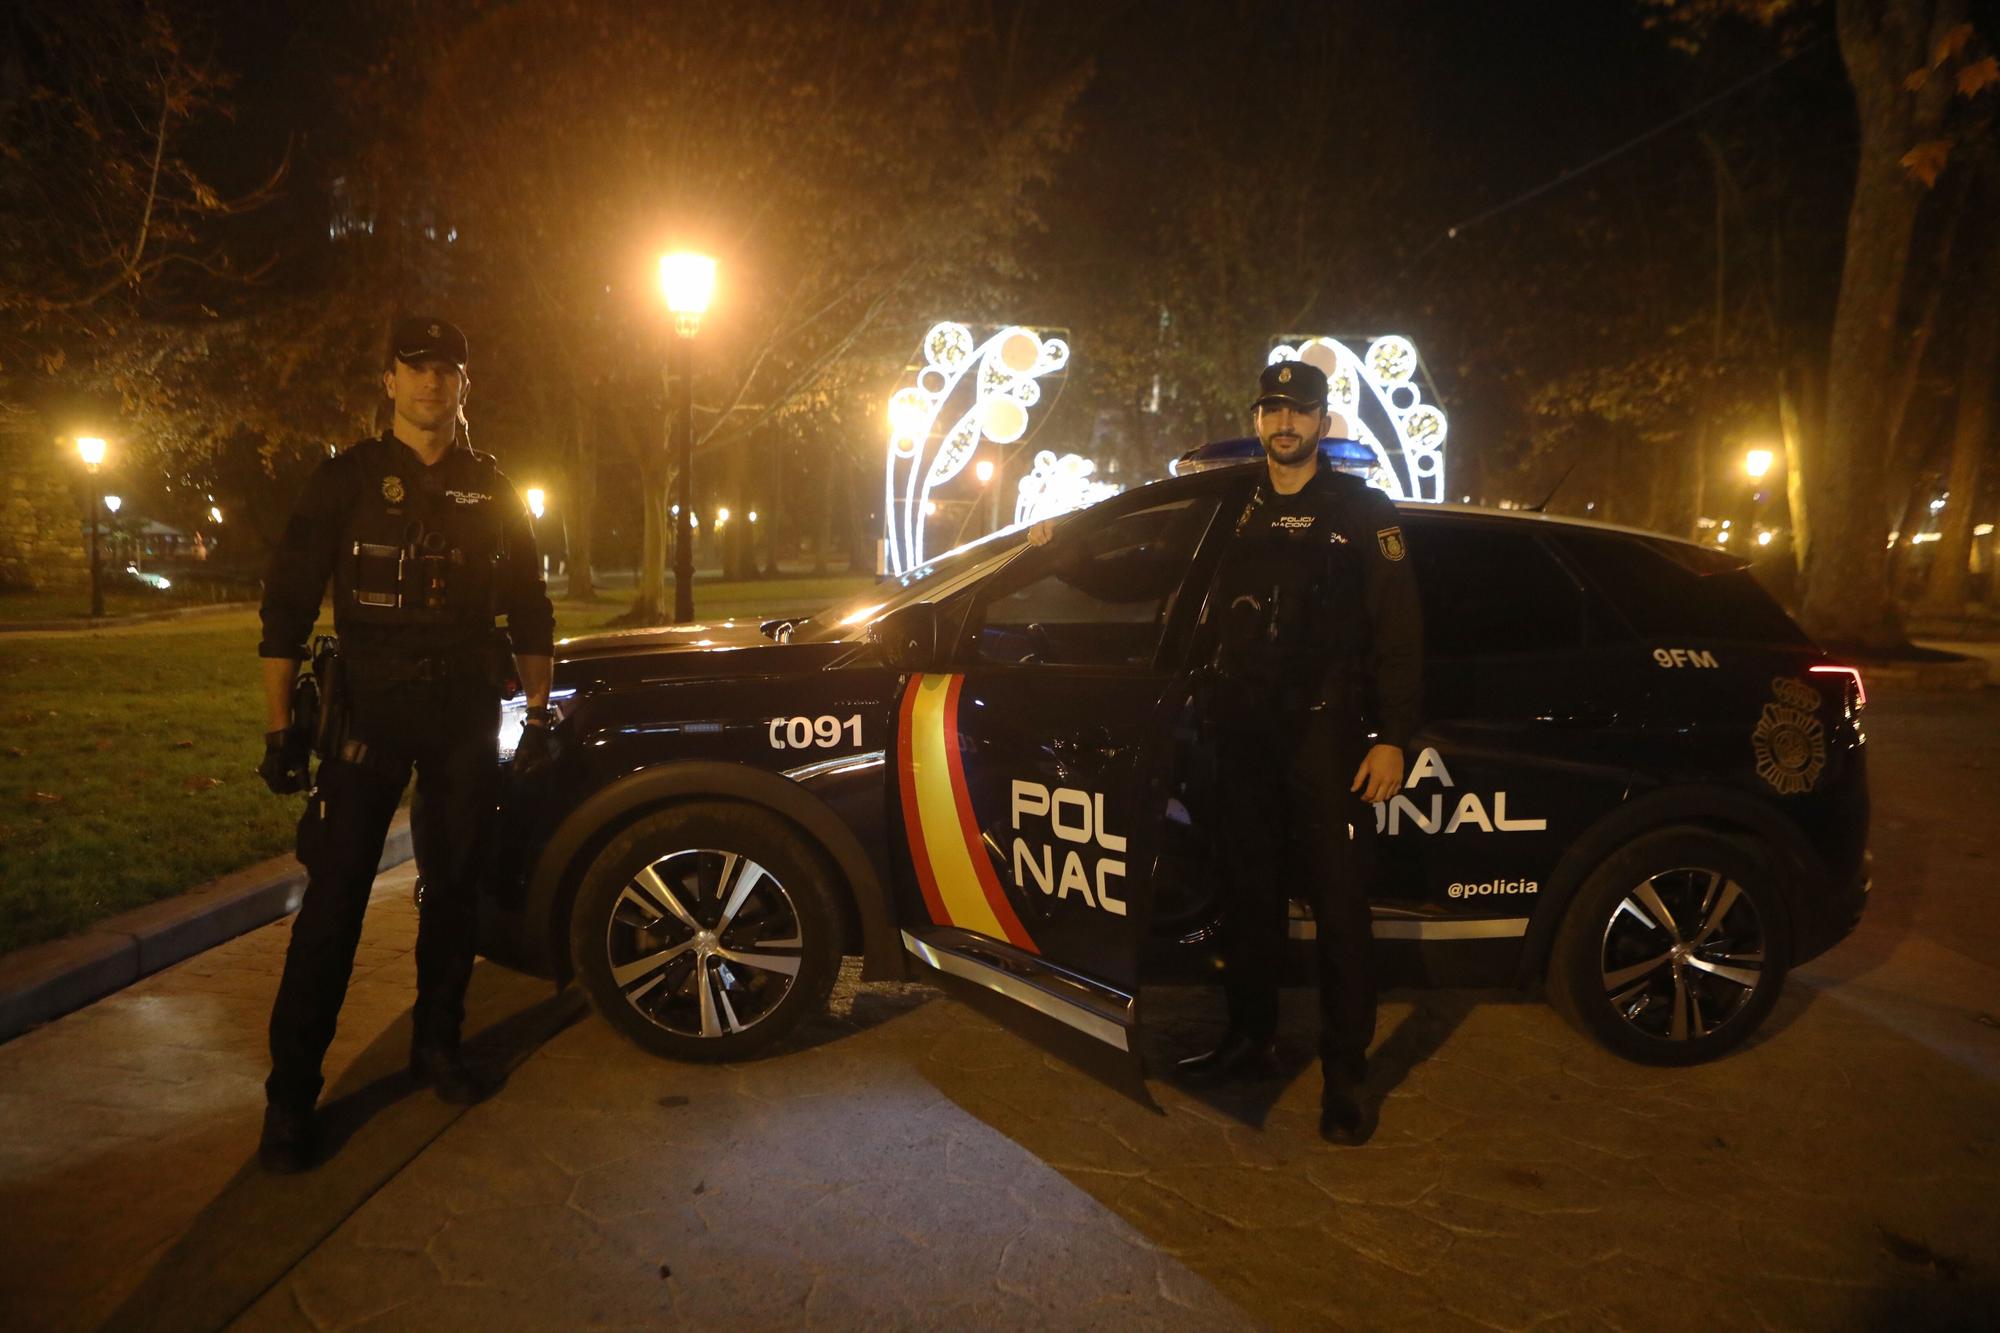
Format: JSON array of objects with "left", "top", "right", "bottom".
[
  {"left": 1176, "top": 358, "right": 1422, "bottom": 1146},
  {"left": 254, "top": 317, "right": 555, "bottom": 1172}
]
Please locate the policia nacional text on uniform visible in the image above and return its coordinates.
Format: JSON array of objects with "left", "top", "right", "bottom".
[
  {"left": 1177, "top": 357, "right": 1423, "bottom": 1146},
  {"left": 253, "top": 318, "right": 555, "bottom": 1172}
]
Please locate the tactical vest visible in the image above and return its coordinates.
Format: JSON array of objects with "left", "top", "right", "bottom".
[
  {"left": 1215, "top": 477, "right": 1365, "bottom": 695},
  {"left": 336, "top": 438, "right": 508, "bottom": 634}
]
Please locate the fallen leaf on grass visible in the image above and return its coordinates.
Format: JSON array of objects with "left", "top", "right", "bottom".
[
  {"left": 173, "top": 738, "right": 196, "bottom": 749},
  {"left": 183, "top": 776, "right": 223, "bottom": 792},
  {"left": 28, "top": 791, "right": 63, "bottom": 804},
  {"left": 3, "top": 747, "right": 25, "bottom": 759}
]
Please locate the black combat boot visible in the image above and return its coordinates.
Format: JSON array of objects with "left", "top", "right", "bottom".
[
  {"left": 410, "top": 1040, "right": 495, "bottom": 1105},
  {"left": 1318, "top": 1055, "right": 1375, "bottom": 1146},
  {"left": 258, "top": 1100, "right": 319, "bottom": 1173},
  {"left": 1176, "top": 1031, "right": 1280, "bottom": 1082}
]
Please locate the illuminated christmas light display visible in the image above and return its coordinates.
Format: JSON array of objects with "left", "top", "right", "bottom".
[
  {"left": 1267, "top": 335, "right": 1449, "bottom": 502},
  {"left": 884, "top": 322, "right": 1069, "bottom": 574},
  {"left": 1014, "top": 450, "right": 1120, "bottom": 526}
]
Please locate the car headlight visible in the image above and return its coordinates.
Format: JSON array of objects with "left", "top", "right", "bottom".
[{"left": 498, "top": 687, "right": 578, "bottom": 761}]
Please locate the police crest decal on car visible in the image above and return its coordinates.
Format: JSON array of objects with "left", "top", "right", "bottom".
[
  {"left": 1752, "top": 677, "right": 1826, "bottom": 795},
  {"left": 382, "top": 476, "right": 405, "bottom": 503},
  {"left": 1376, "top": 526, "right": 1405, "bottom": 561}
]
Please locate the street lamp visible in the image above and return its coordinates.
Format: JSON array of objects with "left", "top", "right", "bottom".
[
  {"left": 1745, "top": 448, "right": 1774, "bottom": 480},
  {"left": 660, "top": 251, "right": 717, "bottom": 622},
  {"left": 525, "top": 487, "right": 546, "bottom": 520},
  {"left": 76, "top": 437, "right": 107, "bottom": 617}
]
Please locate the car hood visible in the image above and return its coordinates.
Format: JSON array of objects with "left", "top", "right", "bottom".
[{"left": 552, "top": 620, "right": 857, "bottom": 690}]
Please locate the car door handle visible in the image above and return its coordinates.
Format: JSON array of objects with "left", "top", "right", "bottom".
[{"left": 1531, "top": 708, "right": 1616, "bottom": 728}]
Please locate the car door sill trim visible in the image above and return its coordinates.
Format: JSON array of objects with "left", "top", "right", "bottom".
[
  {"left": 1287, "top": 915, "right": 1531, "bottom": 941},
  {"left": 900, "top": 929, "right": 1133, "bottom": 1051}
]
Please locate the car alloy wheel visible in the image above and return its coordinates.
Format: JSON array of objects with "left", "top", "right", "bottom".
[
  {"left": 1598, "top": 867, "right": 1765, "bottom": 1043},
  {"left": 1550, "top": 825, "right": 1791, "bottom": 1066},
  {"left": 570, "top": 802, "right": 843, "bottom": 1061},
  {"left": 605, "top": 847, "right": 803, "bottom": 1039}
]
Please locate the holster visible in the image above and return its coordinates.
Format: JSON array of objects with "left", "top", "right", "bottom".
[{"left": 309, "top": 634, "right": 348, "bottom": 760}]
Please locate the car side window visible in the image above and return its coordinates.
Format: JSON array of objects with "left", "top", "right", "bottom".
[
  {"left": 966, "top": 497, "right": 1219, "bottom": 668},
  {"left": 1407, "top": 522, "right": 1586, "bottom": 658}
]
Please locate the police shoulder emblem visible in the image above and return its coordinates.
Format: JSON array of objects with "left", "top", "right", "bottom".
[
  {"left": 382, "top": 475, "right": 405, "bottom": 503},
  {"left": 1376, "top": 526, "right": 1405, "bottom": 561},
  {"left": 1751, "top": 676, "right": 1826, "bottom": 795}
]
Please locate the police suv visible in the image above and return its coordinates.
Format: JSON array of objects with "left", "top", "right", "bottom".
[{"left": 478, "top": 461, "right": 1868, "bottom": 1075}]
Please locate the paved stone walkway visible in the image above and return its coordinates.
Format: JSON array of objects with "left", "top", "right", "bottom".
[{"left": 4, "top": 692, "right": 1999, "bottom": 1330}]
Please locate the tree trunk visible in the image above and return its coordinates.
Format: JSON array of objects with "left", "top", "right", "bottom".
[
  {"left": 627, "top": 456, "right": 669, "bottom": 624},
  {"left": 1916, "top": 189, "right": 2000, "bottom": 618},
  {"left": 1778, "top": 354, "right": 1822, "bottom": 581},
  {"left": 566, "top": 388, "right": 597, "bottom": 602},
  {"left": 760, "top": 437, "right": 783, "bottom": 576},
  {"left": 1798, "top": 0, "right": 1961, "bottom": 647},
  {"left": 722, "top": 435, "right": 754, "bottom": 581},
  {"left": 812, "top": 444, "right": 833, "bottom": 575},
  {"left": 845, "top": 453, "right": 874, "bottom": 574}
]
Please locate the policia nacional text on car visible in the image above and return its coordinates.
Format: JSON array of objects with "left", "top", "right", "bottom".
[
  {"left": 1177, "top": 357, "right": 1422, "bottom": 1146},
  {"left": 253, "top": 317, "right": 555, "bottom": 1173}
]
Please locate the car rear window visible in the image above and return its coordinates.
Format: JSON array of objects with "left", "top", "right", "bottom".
[
  {"left": 1406, "top": 522, "right": 1587, "bottom": 657},
  {"left": 1555, "top": 530, "right": 1811, "bottom": 645}
]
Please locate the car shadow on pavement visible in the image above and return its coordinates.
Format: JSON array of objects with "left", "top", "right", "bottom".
[{"left": 98, "top": 967, "right": 582, "bottom": 1333}]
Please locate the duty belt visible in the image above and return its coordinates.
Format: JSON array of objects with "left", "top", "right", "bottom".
[{"left": 345, "top": 651, "right": 487, "bottom": 684}]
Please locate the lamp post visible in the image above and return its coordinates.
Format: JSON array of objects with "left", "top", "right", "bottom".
[
  {"left": 660, "top": 251, "right": 717, "bottom": 623},
  {"left": 77, "top": 437, "right": 107, "bottom": 617}
]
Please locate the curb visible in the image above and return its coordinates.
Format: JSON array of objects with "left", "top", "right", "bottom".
[
  {"left": 1853, "top": 653, "right": 1990, "bottom": 691},
  {"left": 0, "top": 812, "right": 413, "bottom": 1044},
  {"left": 0, "top": 600, "right": 258, "bottom": 634}
]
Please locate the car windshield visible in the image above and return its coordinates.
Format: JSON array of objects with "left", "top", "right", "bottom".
[{"left": 789, "top": 527, "right": 1032, "bottom": 643}]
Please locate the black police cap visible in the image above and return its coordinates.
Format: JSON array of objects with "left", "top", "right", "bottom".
[
  {"left": 390, "top": 316, "right": 468, "bottom": 370},
  {"left": 1252, "top": 359, "right": 1328, "bottom": 410}
]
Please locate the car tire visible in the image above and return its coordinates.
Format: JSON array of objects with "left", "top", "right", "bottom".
[
  {"left": 569, "top": 801, "right": 843, "bottom": 1062},
  {"left": 1548, "top": 825, "right": 1791, "bottom": 1066}
]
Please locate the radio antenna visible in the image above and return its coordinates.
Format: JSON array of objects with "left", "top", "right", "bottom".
[{"left": 1526, "top": 460, "right": 1577, "bottom": 514}]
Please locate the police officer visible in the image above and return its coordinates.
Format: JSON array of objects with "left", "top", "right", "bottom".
[
  {"left": 1176, "top": 358, "right": 1422, "bottom": 1146},
  {"left": 254, "top": 317, "right": 556, "bottom": 1172}
]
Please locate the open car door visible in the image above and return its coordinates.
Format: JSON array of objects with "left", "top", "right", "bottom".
[{"left": 888, "top": 489, "right": 1227, "bottom": 1089}]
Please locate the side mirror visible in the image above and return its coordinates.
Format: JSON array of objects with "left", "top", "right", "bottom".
[{"left": 870, "top": 602, "right": 941, "bottom": 671}]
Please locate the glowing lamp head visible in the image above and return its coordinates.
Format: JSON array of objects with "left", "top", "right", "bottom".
[
  {"left": 1756, "top": 529, "right": 1773, "bottom": 546},
  {"left": 659, "top": 252, "right": 716, "bottom": 335},
  {"left": 715, "top": 507, "right": 730, "bottom": 526},
  {"left": 974, "top": 458, "right": 996, "bottom": 484},
  {"left": 525, "top": 487, "right": 546, "bottom": 519},
  {"left": 104, "top": 495, "right": 122, "bottom": 513},
  {"left": 1745, "top": 448, "right": 1774, "bottom": 480},
  {"left": 208, "top": 505, "right": 223, "bottom": 524},
  {"left": 77, "top": 436, "right": 107, "bottom": 469}
]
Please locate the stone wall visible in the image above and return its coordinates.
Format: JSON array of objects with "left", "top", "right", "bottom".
[{"left": 0, "top": 412, "right": 87, "bottom": 592}]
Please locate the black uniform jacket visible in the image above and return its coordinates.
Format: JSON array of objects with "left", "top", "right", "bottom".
[
  {"left": 1213, "top": 465, "right": 1423, "bottom": 749},
  {"left": 258, "top": 432, "right": 556, "bottom": 666}
]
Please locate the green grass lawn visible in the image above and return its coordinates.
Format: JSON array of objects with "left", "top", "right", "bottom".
[{"left": 0, "top": 574, "right": 876, "bottom": 957}]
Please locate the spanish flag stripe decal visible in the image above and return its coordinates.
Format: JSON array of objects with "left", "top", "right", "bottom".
[
  {"left": 897, "top": 681, "right": 950, "bottom": 927},
  {"left": 898, "top": 674, "right": 1037, "bottom": 953},
  {"left": 939, "top": 675, "right": 1038, "bottom": 952}
]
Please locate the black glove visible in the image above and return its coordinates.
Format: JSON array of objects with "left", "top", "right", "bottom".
[
  {"left": 513, "top": 721, "right": 554, "bottom": 778},
  {"left": 259, "top": 727, "right": 310, "bottom": 795}
]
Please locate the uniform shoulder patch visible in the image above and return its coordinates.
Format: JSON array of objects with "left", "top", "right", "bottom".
[{"left": 1377, "top": 526, "right": 1406, "bottom": 561}]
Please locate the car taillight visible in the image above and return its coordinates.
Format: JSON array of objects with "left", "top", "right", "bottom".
[{"left": 1809, "top": 664, "right": 1866, "bottom": 712}]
